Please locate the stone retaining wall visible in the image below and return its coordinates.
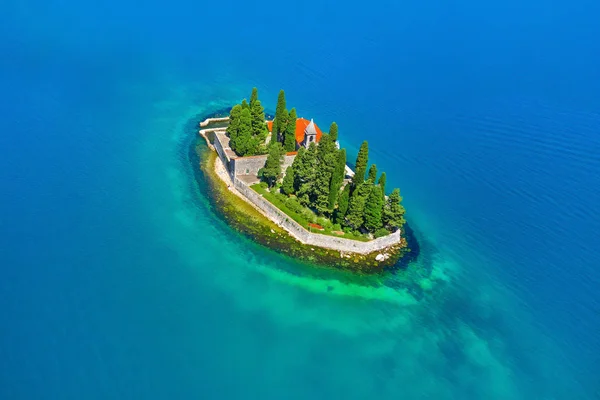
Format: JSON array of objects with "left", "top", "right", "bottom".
[
  {"left": 199, "top": 116, "right": 230, "bottom": 127},
  {"left": 233, "top": 177, "right": 400, "bottom": 254},
  {"left": 231, "top": 153, "right": 296, "bottom": 178},
  {"left": 211, "top": 129, "right": 233, "bottom": 179}
]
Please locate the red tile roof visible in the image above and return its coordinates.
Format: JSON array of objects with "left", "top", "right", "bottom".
[{"left": 267, "top": 118, "right": 323, "bottom": 145}]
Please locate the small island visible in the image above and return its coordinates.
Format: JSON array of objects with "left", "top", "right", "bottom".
[{"left": 198, "top": 88, "right": 411, "bottom": 271}]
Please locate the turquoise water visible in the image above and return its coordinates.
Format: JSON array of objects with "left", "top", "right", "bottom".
[{"left": 2, "top": 0, "right": 600, "bottom": 398}]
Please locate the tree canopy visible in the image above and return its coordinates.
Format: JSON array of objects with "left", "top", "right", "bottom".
[
  {"left": 250, "top": 99, "right": 267, "bottom": 137},
  {"left": 328, "top": 148, "right": 346, "bottom": 209},
  {"left": 312, "top": 133, "right": 338, "bottom": 213},
  {"left": 378, "top": 172, "right": 387, "bottom": 201},
  {"left": 229, "top": 107, "right": 252, "bottom": 156},
  {"left": 250, "top": 87, "right": 258, "bottom": 106},
  {"left": 368, "top": 164, "right": 378, "bottom": 183},
  {"left": 295, "top": 143, "right": 318, "bottom": 206},
  {"left": 329, "top": 122, "right": 338, "bottom": 142},
  {"left": 259, "top": 142, "right": 284, "bottom": 187},
  {"left": 272, "top": 90, "right": 287, "bottom": 137},
  {"left": 281, "top": 163, "right": 295, "bottom": 195},
  {"left": 228, "top": 89, "right": 270, "bottom": 156},
  {"left": 364, "top": 185, "right": 383, "bottom": 232},
  {"left": 383, "top": 188, "right": 406, "bottom": 229},
  {"left": 346, "top": 183, "right": 371, "bottom": 229},
  {"left": 284, "top": 107, "right": 297, "bottom": 152},
  {"left": 227, "top": 104, "right": 242, "bottom": 142},
  {"left": 336, "top": 183, "right": 351, "bottom": 223},
  {"left": 352, "top": 141, "right": 369, "bottom": 187}
]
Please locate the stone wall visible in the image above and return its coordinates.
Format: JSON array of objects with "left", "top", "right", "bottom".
[
  {"left": 231, "top": 153, "right": 296, "bottom": 178},
  {"left": 231, "top": 155, "right": 267, "bottom": 178},
  {"left": 233, "top": 177, "right": 401, "bottom": 254},
  {"left": 282, "top": 154, "right": 296, "bottom": 172},
  {"left": 212, "top": 129, "right": 233, "bottom": 180},
  {"left": 210, "top": 124, "right": 297, "bottom": 180},
  {"left": 199, "top": 116, "right": 230, "bottom": 127}
]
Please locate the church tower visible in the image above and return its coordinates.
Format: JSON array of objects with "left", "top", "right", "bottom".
[{"left": 303, "top": 119, "right": 318, "bottom": 148}]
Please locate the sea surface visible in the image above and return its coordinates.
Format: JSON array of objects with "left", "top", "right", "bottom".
[{"left": 1, "top": 0, "right": 599, "bottom": 399}]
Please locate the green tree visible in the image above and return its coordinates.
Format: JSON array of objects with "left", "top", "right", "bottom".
[
  {"left": 312, "top": 133, "right": 338, "bottom": 213},
  {"left": 272, "top": 89, "right": 286, "bottom": 136},
  {"left": 352, "top": 141, "right": 369, "bottom": 187},
  {"left": 279, "top": 108, "right": 289, "bottom": 142},
  {"left": 378, "top": 172, "right": 387, "bottom": 201},
  {"left": 336, "top": 183, "right": 351, "bottom": 223},
  {"left": 317, "top": 132, "right": 338, "bottom": 162},
  {"left": 383, "top": 188, "right": 406, "bottom": 230},
  {"left": 284, "top": 107, "right": 297, "bottom": 151},
  {"left": 313, "top": 170, "right": 331, "bottom": 214},
  {"left": 227, "top": 104, "right": 242, "bottom": 142},
  {"left": 296, "top": 142, "right": 317, "bottom": 206},
  {"left": 346, "top": 183, "right": 371, "bottom": 229},
  {"left": 281, "top": 164, "right": 296, "bottom": 195},
  {"left": 329, "top": 122, "right": 338, "bottom": 142},
  {"left": 364, "top": 185, "right": 383, "bottom": 232},
  {"left": 250, "top": 87, "right": 258, "bottom": 107},
  {"left": 241, "top": 99, "right": 249, "bottom": 109},
  {"left": 258, "top": 142, "right": 284, "bottom": 187},
  {"left": 328, "top": 148, "right": 346, "bottom": 209},
  {"left": 290, "top": 147, "right": 305, "bottom": 192},
  {"left": 230, "top": 107, "right": 252, "bottom": 156},
  {"left": 368, "top": 164, "right": 378, "bottom": 183},
  {"left": 250, "top": 99, "right": 268, "bottom": 139}
]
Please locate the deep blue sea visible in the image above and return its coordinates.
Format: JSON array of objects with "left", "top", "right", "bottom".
[{"left": 1, "top": 0, "right": 600, "bottom": 398}]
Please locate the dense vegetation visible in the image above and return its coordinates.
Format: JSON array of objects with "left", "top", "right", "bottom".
[
  {"left": 227, "top": 88, "right": 269, "bottom": 156},
  {"left": 230, "top": 87, "right": 406, "bottom": 238}
]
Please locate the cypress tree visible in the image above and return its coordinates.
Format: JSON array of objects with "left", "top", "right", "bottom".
[
  {"left": 368, "top": 164, "right": 378, "bottom": 183},
  {"left": 241, "top": 99, "right": 249, "bottom": 109},
  {"left": 317, "top": 133, "right": 337, "bottom": 161},
  {"left": 313, "top": 171, "right": 330, "bottom": 214},
  {"left": 227, "top": 104, "right": 242, "bottom": 142},
  {"left": 352, "top": 141, "right": 369, "bottom": 187},
  {"left": 290, "top": 147, "right": 305, "bottom": 192},
  {"left": 336, "top": 183, "right": 351, "bottom": 223},
  {"left": 364, "top": 185, "right": 383, "bottom": 232},
  {"left": 310, "top": 133, "right": 336, "bottom": 213},
  {"left": 291, "top": 147, "right": 306, "bottom": 193},
  {"left": 296, "top": 142, "right": 317, "bottom": 206},
  {"left": 383, "top": 188, "right": 406, "bottom": 229},
  {"left": 279, "top": 108, "right": 289, "bottom": 142},
  {"left": 378, "top": 172, "right": 387, "bottom": 201},
  {"left": 230, "top": 107, "right": 252, "bottom": 156},
  {"left": 250, "top": 87, "right": 258, "bottom": 107},
  {"left": 328, "top": 148, "right": 346, "bottom": 209},
  {"left": 284, "top": 108, "right": 297, "bottom": 151},
  {"left": 272, "top": 89, "right": 286, "bottom": 136},
  {"left": 346, "top": 183, "right": 371, "bottom": 229},
  {"left": 281, "top": 164, "right": 296, "bottom": 195},
  {"left": 250, "top": 99, "right": 268, "bottom": 139},
  {"left": 329, "top": 122, "right": 338, "bottom": 142},
  {"left": 258, "top": 142, "right": 283, "bottom": 187}
]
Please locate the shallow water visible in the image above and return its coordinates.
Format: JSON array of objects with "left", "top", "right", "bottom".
[{"left": 1, "top": 0, "right": 600, "bottom": 399}]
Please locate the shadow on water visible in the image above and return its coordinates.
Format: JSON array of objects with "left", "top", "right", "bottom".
[{"left": 389, "top": 222, "right": 421, "bottom": 271}]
